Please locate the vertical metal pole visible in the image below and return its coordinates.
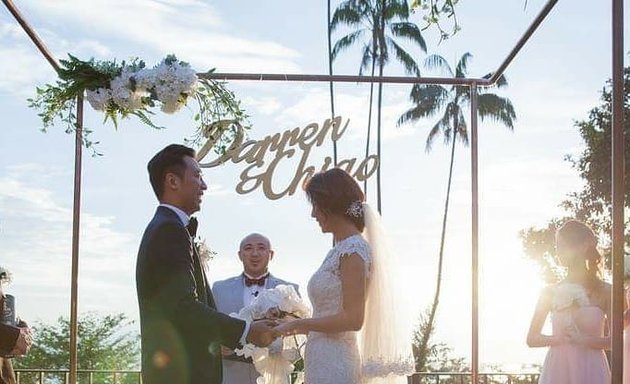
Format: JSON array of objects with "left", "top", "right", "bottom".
[
  {"left": 326, "top": 0, "right": 338, "bottom": 166},
  {"left": 69, "top": 95, "right": 84, "bottom": 384},
  {"left": 470, "top": 83, "right": 479, "bottom": 384},
  {"left": 611, "top": 0, "right": 625, "bottom": 382}
]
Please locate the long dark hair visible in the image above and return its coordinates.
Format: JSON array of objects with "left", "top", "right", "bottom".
[
  {"left": 303, "top": 168, "right": 365, "bottom": 232},
  {"left": 557, "top": 220, "right": 604, "bottom": 294}
]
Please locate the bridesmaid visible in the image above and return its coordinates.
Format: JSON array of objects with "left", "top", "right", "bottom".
[{"left": 527, "top": 220, "right": 611, "bottom": 384}]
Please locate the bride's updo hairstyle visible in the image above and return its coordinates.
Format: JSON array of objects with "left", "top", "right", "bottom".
[
  {"left": 304, "top": 168, "right": 365, "bottom": 232},
  {"left": 556, "top": 220, "right": 604, "bottom": 292}
]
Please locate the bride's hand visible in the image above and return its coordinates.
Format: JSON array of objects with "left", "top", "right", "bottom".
[{"left": 273, "top": 319, "right": 306, "bottom": 336}]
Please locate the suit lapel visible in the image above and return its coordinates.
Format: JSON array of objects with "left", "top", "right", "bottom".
[
  {"left": 234, "top": 276, "right": 245, "bottom": 311},
  {"left": 163, "top": 205, "right": 212, "bottom": 309},
  {"left": 267, "top": 274, "right": 281, "bottom": 289}
]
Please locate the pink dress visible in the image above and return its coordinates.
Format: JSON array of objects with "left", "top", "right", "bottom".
[{"left": 539, "top": 305, "right": 611, "bottom": 384}]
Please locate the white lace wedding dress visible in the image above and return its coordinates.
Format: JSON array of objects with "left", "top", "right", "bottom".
[{"left": 304, "top": 234, "right": 371, "bottom": 384}]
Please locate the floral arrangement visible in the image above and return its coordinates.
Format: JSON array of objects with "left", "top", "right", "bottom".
[
  {"left": 28, "top": 54, "right": 248, "bottom": 154},
  {"left": 552, "top": 283, "right": 589, "bottom": 311},
  {"left": 194, "top": 238, "right": 216, "bottom": 271},
  {"left": 231, "top": 285, "right": 310, "bottom": 384}
]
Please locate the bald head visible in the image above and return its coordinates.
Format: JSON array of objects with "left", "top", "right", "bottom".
[
  {"left": 240, "top": 233, "right": 272, "bottom": 251},
  {"left": 238, "top": 233, "right": 274, "bottom": 278}
]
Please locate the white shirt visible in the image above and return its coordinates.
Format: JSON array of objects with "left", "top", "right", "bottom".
[
  {"left": 243, "top": 274, "right": 269, "bottom": 307},
  {"left": 159, "top": 204, "right": 251, "bottom": 345}
]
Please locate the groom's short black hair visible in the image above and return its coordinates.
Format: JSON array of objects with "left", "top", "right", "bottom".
[{"left": 148, "top": 144, "right": 196, "bottom": 199}]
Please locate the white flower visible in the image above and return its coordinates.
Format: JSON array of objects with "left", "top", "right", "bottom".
[
  {"left": 553, "top": 283, "right": 589, "bottom": 311},
  {"left": 110, "top": 68, "right": 145, "bottom": 111},
  {"left": 133, "top": 68, "right": 157, "bottom": 91},
  {"left": 0, "top": 267, "right": 13, "bottom": 287},
  {"left": 231, "top": 285, "right": 310, "bottom": 383},
  {"left": 86, "top": 88, "right": 112, "bottom": 111},
  {"left": 152, "top": 58, "right": 198, "bottom": 110}
]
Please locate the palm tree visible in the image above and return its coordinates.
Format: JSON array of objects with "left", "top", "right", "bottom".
[
  {"left": 331, "top": 0, "right": 426, "bottom": 213},
  {"left": 397, "top": 52, "right": 516, "bottom": 371}
]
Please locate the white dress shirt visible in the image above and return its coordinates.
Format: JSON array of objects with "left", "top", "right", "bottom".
[
  {"left": 243, "top": 274, "right": 269, "bottom": 308},
  {"left": 159, "top": 204, "right": 251, "bottom": 345}
]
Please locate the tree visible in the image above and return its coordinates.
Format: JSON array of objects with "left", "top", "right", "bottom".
[
  {"left": 398, "top": 52, "right": 516, "bottom": 368},
  {"left": 520, "top": 65, "right": 630, "bottom": 270},
  {"left": 14, "top": 312, "right": 140, "bottom": 384},
  {"left": 331, "top": 0, "right": 427, "bottom": 213}
]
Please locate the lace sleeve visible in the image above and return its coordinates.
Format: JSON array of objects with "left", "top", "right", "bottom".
[{"left": 333, "top": 237, "right": 371, "bottom": 275}]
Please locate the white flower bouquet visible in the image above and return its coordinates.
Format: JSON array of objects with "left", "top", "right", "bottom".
[
  {"left": 553, "top": 283, "right": 589, "bottom": 311},
  {"left": 231, "top": 284, "right": 310, "bottom": 384}
]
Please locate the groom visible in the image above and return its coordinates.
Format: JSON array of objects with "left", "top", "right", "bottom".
[
  {"left": 136, "top": 144, "right": 277, "bottom": 384},
  {"left": 213, "top": 233, "right": 299, "bottom": 384}
]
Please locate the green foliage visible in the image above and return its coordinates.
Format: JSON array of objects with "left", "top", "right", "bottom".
[
  {"left": 520, "top": 65, "right": 630, "bottom": 275},
  {"left": 28, "top": 54, "right": 249, "bottom": 156},
  {"left": 410, "top": 0, "right": 461, "bottom": 43},
  {"left": 13, "top": 312, "right": 140, "bottom": 384}
]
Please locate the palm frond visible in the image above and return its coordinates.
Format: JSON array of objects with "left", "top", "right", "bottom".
[
  {"left": 390, "top": 22, "right": 427, "bottom": 52},
  {"left": 424, "top": 54, "right": 453, "bottom": 77},
  {"left": 359, "top": 43, "right": 375, "bottom": 75},
  {"left": 332, "top": 29, "right": 366, "bottom": 60},
  {"left": 384, "top": 0, "right": 410, "bottom": 20},
  {"left": 455, "top": 52, "right": 473, "bottom": 78},
  {"left": 387, "top": 37, "right": 421, "bottom": 76},
  {"left": 426, "top": 111, "right": 452, "bottom": 151},
  {"left": 478, "top": 93, "right": 517, "bottom": 129},
  {"left": 331, "top": 1, "right": 363, "bottom": 31},
  {"left": 409, "top": 83, "right": 449, "bottom": 110}
]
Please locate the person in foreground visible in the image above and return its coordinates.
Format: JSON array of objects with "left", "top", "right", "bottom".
[
  {"left": 527, "top": 220, "right": 611, "bottom": 384},
  {"left": 0, "top": 303, "right": 31, "bottom": 384},
  {"left": 136, "top": 144, "right": 277, "bottom": 384},
  {"left": 274, "top": 168, "right": 414, "bottom": 384}
]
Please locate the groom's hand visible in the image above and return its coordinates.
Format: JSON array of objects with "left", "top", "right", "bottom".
[{"left": 246, "top": 319, "right": 278, "bottom": 347}]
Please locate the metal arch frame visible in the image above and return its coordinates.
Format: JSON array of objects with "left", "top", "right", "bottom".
[{"left": 2, "top": 0, "right": 624, "bottom": 383}]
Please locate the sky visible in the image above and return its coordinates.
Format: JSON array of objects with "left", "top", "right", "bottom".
[{"left": 0, "top": 0, "right": 628, "bottom": 370}]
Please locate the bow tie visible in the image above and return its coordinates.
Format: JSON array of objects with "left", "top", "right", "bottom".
[
  {"left": 244, "top": 274, "right": 268, "bottom": 287},
  {"left": 187, "top": 217, "right": 198, "bottom": 237}
]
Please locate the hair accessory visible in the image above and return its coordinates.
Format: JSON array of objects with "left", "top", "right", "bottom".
[{"left": 345, "top": 201, "right": 363, "bottom": 218}]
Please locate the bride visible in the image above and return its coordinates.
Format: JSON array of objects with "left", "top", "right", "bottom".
[{"left": 274, "top": 168, "right": 414, "bottom": 383}]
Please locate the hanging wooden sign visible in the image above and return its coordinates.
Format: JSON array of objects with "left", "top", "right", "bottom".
[{"left": 197, "top": 116, "right": 378, "bottom": 200}]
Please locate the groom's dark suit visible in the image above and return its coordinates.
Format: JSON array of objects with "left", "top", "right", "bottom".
[{"left": 136, "top": 206, "right": 246, "bottom": 384}]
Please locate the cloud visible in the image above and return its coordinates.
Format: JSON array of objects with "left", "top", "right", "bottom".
[
  {"left": 242, "top": 96, "right": 282, "bottom": 116},
  {"left": 15, "top": 0, "right": 301, "bottom": 73},
  {"left": 0, "top": 18, "right": 112, "bottom": 96},
  {"left": 0, "top": 166, "right": 139, "bottom": 322}
]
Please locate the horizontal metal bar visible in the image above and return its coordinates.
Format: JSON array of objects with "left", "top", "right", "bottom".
[{"left": 199, "top": 72, "right": 488, "bottom": 86}]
